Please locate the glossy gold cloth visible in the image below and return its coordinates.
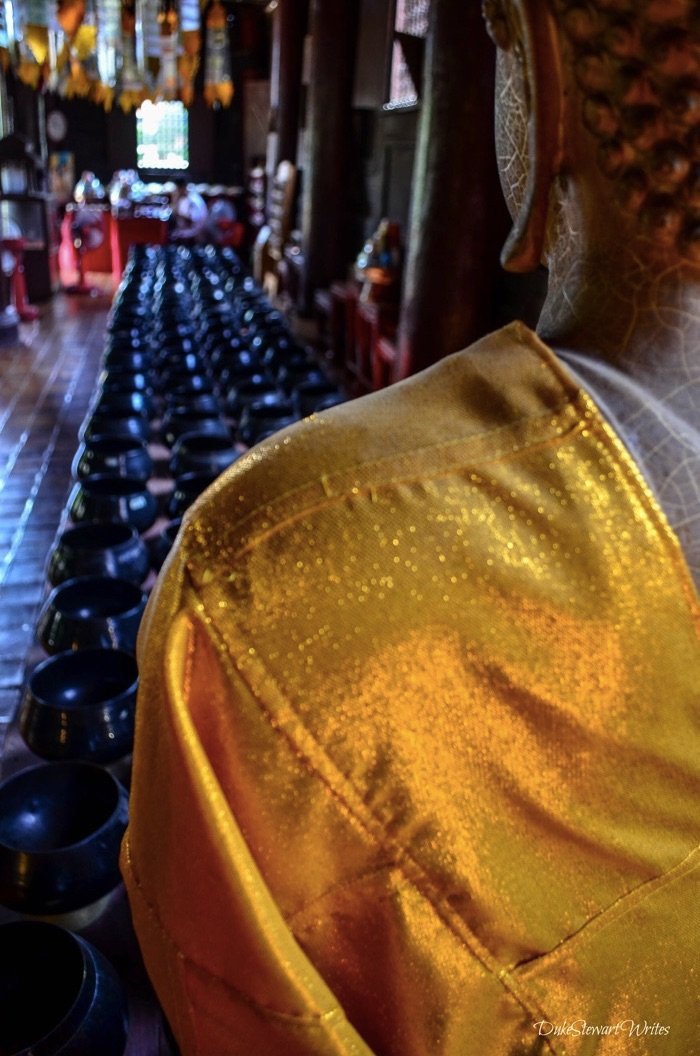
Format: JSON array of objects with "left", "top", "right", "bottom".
[{"left": 123, "top": 323, "right": 700, "bottom": 1055}]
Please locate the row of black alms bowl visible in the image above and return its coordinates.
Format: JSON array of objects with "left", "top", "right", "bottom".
[
  {"left": 0, "top": 268, "right": 151, "bottom": 955},
  {"left": 0, "top": 920, "right": 128, "bottom": 1056},
  {"left": 90, "top": 351, "right": 341, "bottom": 452},
  {"left": 31, "top": 295, "right": 157, "bottom": 775},
  {"left": 0, "top": 255, "right": 224, "bottom": 1001}
]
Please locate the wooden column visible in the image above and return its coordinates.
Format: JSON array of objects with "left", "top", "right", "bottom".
[
  {"left": 0, "top": 68, "right": 12, "bottom": 139},
  {"left": 10, "top": 80, "right": 43, "bottom": 158},
  {"left": 270, "top": 0, "right": 307, "bottom": 169},
  {"left": 396, "top": 0, "right": 510, "bottom": 379},
  {"left": 0, "top": 71, "right": 18, "bottom": 341},
  {"left": 301, "top": 0, "right": 360, "bottom": 310}
]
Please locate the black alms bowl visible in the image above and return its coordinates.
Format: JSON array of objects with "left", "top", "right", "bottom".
[
  {"left": 150, "top": 518, "right": 182, "bottom": 572},
  {"left": 169, "top": 432, "right": 239, "bottom": 477},
  {"left": 68, "top": 475, "right": 158, "bottom": 533},
  {"left": 293, "top": 377, "right": 342, "bottom": 416},
  {"left": 163, "top": 389, "right": 220, "bottom": 416},
  {"left": 71, "top": 436, "right": 153, "bottom": 482},
  {"left": 0, "top": 762, "right": 129, "bottom": 915},
  {"left": 20, "top": 648, "right": 138, "bottom": 763},
  {"left": 79, "top": 411, "right": 150, "bottom": 444},
  {"left": 225, "top": 376, "right": 282, "bottom": 419},
  {"left": 159, "top": 369, "right": 213, "bottom": 396},
  {"left": 91, "top": 389, "right": 153, "bottom": 420},
  {"left": 98, "top": 366, "right": 152, "bottom": 393},
  {"left": 161, "top": 407, "right": 230, "bottom": 449},
  {"left": 102, "top": 346, "right": 151, "bottom": 372},
  {"left": 168, "top": 471, "right": 219, "bottom": 518},
  {"left": 37, "top": 576, "right": 147, "bottom": 654},
  {"left": 0, "top": 920, "right": 128, "bottom": 1056},
  {"left": 236, "top": 396, "right": 299, "bottom": 447},
  {"left": 47, "top": 522, "right": 150, "bottom": 586}
]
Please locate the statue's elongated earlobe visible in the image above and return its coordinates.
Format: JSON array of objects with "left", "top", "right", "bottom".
[{"left": 500, "top": 0, "right": 563, "bottom": 273}]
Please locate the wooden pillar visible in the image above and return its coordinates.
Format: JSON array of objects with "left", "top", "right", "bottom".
[
  {"left": 396, "top": 0, "right": 510, "bottom": 379},
  {"left": 0, "top": 70, "right": 18, "bottom": 342},
  {"left": 301, "top": 0, "right": 360, "bottom": 310},
  {"left": 270, "top": 0, "right": 307, "bottom": 168},
  {"left": 10, "top": 80, "right": 44, "bottom": 160},
  {"left": 0, "top": 67, "right": 12, "bottom": 139}
]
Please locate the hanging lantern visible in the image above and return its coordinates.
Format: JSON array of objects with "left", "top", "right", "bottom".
[
  {"left": 178, "top": 0, "right": 199, "bottom": 108},
  {"left": 0, "top": 0, "right": 11, "bottom": 69},
  {"left": 115, "top": 0, "right": 150, "bottom": 111},
  {"left": 57, "top": 0, "right": 84, "bottom": 37},
  {"left": 17, "top": 0, "right": 51, "bottom": 88},
  {"left": 154, "top": 0, "right": 176, "bottom": 100},
  {"left": 54, "top": 0, "right": 104, "bottom": 101},
  {"left": 203, "top": 0, "right": 233, "bottom": 108},
  {"left": 95, "top": 0, "right": 120, "bottom": 94},
  {"left": 142, "top": 0, "right": 159, "bottom": 79}
]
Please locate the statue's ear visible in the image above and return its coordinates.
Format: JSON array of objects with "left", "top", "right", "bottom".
[{"left": 499, "top": 0, "right": 563, "bottom": 273}]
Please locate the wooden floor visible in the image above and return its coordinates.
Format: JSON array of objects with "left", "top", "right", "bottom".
[{"left": 0, "top": 290, "right": 113, "bottom": 759}]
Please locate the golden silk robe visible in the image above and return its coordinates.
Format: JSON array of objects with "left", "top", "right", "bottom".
[{"left": 122, "top": 322, "right": 700, "bottom": 1055}]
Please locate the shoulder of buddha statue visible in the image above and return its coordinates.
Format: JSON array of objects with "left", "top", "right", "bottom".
[{"left": 177, "top": 321, "right": 585, "bottom": 573}]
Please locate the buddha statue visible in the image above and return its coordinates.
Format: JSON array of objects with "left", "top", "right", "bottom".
[
  {"left": 486, "top": 0, "right": 700, "bottom": 586},
  {"left": 123, "top": 3, "right": 700, "bottom": 1053}
]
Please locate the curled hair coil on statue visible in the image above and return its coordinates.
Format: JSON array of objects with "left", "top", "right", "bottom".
[
  {"left": 484, "top": 0, "right": 565, "bottom": 273},
  {"left": 486, "top": 0, "right": 700, "bottom": 266}
]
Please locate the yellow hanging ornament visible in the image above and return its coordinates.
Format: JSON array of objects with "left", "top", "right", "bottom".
[
  {"left": 116, "top": 0, "right": 150, "bottom": 112},
  {"left": 203, "top": 0, "right": 233, "bottom": 108},
  {"left": 0, "top": 0, "right": 12, "bottom": 70},
  {"left": 18, "top": 0, "right": 51, "bottom": 87},
  {"left": 155, "top": 0, "right": 177, "bottom": 100},
  {"left": 178, "top": 28, "right": 199, "bottom": 107}
]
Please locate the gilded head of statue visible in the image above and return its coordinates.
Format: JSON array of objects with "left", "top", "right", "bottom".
[{"left": 482, "top": 0, "right": 700, "bottom": 272}]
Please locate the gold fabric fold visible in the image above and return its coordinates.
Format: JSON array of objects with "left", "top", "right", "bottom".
[
  {"left": 123, "top": 322, "right": 700, "bottom": 1055},
  {"left": 123, "top": 605, "right": 374, "bottom": 1054}
]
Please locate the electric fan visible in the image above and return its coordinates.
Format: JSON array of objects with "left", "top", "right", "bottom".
[
  {"left": 0, "top": 216, "right": 39, "bottom": 321},
  {"left": 65, "top": 206, "right": 104, "bottom": 296},
  {"left": 208, "top": 198, "right": 244, "bottom": 248}
]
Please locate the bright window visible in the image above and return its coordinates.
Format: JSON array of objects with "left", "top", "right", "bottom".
[
  {"left": 388, "top": 0, "right": 430, "bottom": 107},
  {"left": 136, "top": 100, "right": 189, "bottom": 171}
]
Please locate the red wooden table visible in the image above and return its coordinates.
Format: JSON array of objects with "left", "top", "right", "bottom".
[{"left": 111, "top": 212, "right": 170, "bottom": 284}]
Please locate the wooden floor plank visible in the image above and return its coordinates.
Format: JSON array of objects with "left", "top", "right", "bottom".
[{"left": 0, "top": 291, "right": 112, "bottom": 731}]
